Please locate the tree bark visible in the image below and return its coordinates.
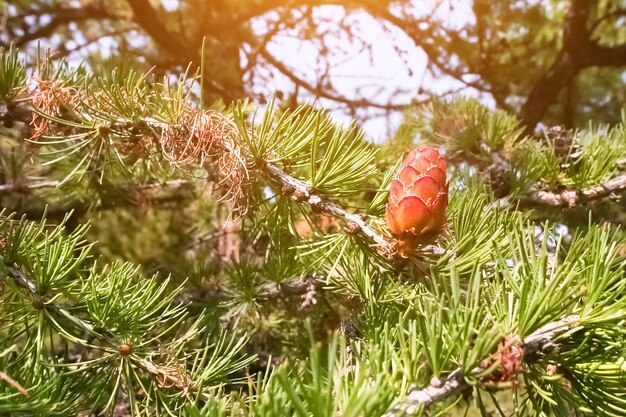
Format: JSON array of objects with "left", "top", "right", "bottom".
[{"left": 519, "top": 51, "right": 579, "bottom": 131}]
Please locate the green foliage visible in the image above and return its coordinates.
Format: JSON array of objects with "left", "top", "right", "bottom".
[
  {"left": 0, "top": 212, "right": 256, "bottom": 416},
  {"left": 0, "top": 44, "right": 25, "bottom": 102},
  {"left": 565, "top": 125, "right": 626, "bottom": 187},
  {"left": 2, "top": 47, "right": 626, "bottom": 417},
  {"left": 407, "top": 98, "right": 524, "bottom": 159},
  {"left": 254, "top": 330, "right": 394, "bottom": 417}
]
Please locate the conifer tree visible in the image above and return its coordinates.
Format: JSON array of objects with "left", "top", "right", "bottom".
[{"left": 1, "top": 45, "right": 626, "bottom": 417}]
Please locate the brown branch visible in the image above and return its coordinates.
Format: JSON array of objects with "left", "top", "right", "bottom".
[
  {"left": 125, "top": 0, "right": 191, "bottom": 60},
  {"left": 520, "top": 0, "right": 626, "bottom": 131},
  {"left": 382, "top": 315, "right": 581, "bottom": 417},
  {"left": 262, "top": 162, "right": 446, "bottom": 257},
  {"left": 0, "top": 180, "right": 62, "bottom": 193},
  {"left": 243, "top": 5, "right": 306, "bottom": 74},
  {"left": 0, "top": 179, "right": 189, "bottom": 194},
  {"left": 263, "top": 162, "right": 393, "bottom": 250},
  {"left": 6, "top": 180, "right": 196, "bottom": 224},
  {"left": 0, "top": 370, "right": 29, "bottom": 397},
  {"left": 476, "top": 138, "right": 626, "bottom": 209},
  {"left": 522, "top": 173, "right": 626, "bottom": 207},
  {"left": 8, "top": 7, "right": 117, "bottom": 47}
]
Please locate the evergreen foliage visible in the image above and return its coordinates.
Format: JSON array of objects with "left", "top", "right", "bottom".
[{"left": 1, "top": 46, "right": 626, "bottom": 417}]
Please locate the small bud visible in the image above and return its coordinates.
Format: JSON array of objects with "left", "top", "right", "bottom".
[
  {"left": 430, "top": 376, "right": 443, "bottom": 388},
  {"left": 546, "top": 364, "right": 558, "bottom": 376},
  {"left": 118, "top": 344, "right": 133, "bottom": 356},
  {"left": 32, "top": 297, "right": 45, "bottom": 311}
]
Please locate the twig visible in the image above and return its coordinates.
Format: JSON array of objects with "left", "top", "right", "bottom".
[
  {"left": 382, "top": 315, "right": 581, "bottom": 416},
  {"left": 0, "top": 179, "right": 190, "bottom": 193},
  {"left": 494, "top": 172, "right": 626, "bottom": 209},
  {"left": 263, "top": 162, "right": 393, "bottom": 249},
  {"left": 0, "top": 370, "right": 29, "bottom": 397},
  {"left": 199, "top": 274, "right": 324, "bottom": 306},
  {"left": 523, "top": 173, "right": 626, "bottom": 207},
  {"left": 3, "top": 260, "right": 104, "bottom": 340},
  {"left": 263, "top": 162, "right": 447, "bottom": 257},
  {"left": 259, "top": 49, "right": 409, "bottom": 111},
  {"left": 0, "top": 180, "right": 61, "bottom": 192},
  {"left": 258, "top": 274, "right": 323, "bottom": 299},
  {"left": 1, "top": 258, "right": 212, "bottom": 399}
]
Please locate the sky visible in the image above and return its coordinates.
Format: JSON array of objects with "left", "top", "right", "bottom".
[
  {"left": 249, "top": 2, "right": 477, "bottom": 141},
  {"left": 161, "top": 0, "right": 473, "bottom": 141},
  {"left": 256, "top": 6, "right": 428, "bottom": 140},
  {"left": 54, "top": 0, "right": 477, "bottom": 141}
]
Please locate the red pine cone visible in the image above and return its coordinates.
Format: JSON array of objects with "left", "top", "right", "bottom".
[{"left": 385, "top": 146, "right": 448, "bottom": 240}]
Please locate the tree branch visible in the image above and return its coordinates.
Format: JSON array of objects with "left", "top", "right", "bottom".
[
  {"left": 4, "top": 99, "right": 445, "bottom": 258},
  {"left": 522, "top": 173, "right": 626, "bottom": 207},
  {"left": 1, "top": 257, "right": 211, "bottom": 399},
  {"left": 3, "top": 259, "right": 105, "bottom": 341},
  {"left": 262, "top": 162, "right": 446, "bottom": 257},
  {"left": 383, "top": 315, "right": 581, "bottom": 416},
  {"left": 125, "top": 0, "right": 191, "bottom": 60},
  {"left": 520, "top": 0, "right": 626, "bottom": 131},
  {"left": 0, "top": 179, "right": 189, "bottom": 194},
  {"left": 259, "top": 49, "right": 409, "bottom": 111},
  {"left": 7, "top": 6, "right": 117, "bottom": 47}
]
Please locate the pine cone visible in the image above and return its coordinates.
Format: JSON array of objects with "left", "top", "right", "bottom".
[
  {"left": 385, "top": 146, "right": 448, "bottom": 241},
  {"left": 487, "top": 165, "right": 511, "bottom": 198},
  {"left": 546, "top": 125, "right": 578, "bottom": 162}
]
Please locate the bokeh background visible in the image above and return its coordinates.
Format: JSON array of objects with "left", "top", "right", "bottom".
[{"left": 4, "top": 0, "right": 626, "bottom": 139}]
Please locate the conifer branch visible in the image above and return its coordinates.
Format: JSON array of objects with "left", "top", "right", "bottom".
[
  {"left": 263, "top": 162, "right": 400, "bottom": 254},
  {"left": 478, "top": 141, "right": 626, "bottom": 208},
  {"left": 1, "top": 258, "right": 211, "bottom": 401},
  {"left": 491, "top": 172, "right": 626, "bottom": 209},
  {"left": 3, "top": 260, "right": 104, "bottom": 340},
  {"left": 3, "top": 98, "right": 448, "bottom": 257},
  {"left": 202, "top": 274, "right": 324, "bottom": 304},
  {"left": 0, "top": 179, "right": 190, "bottom": 194},
  {"left": 383, "top": 315, "right": 581, "bottom": 417},
  {"left": 522, "top": 173, "right": 626, "bottom": 207},
  {"left": 264, "top": 161, "right": 449, "bottom": 259}
]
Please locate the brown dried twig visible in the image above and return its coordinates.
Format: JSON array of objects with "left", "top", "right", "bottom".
[
  {"left": 0, "top": 370, "right": 29, "bottom": 397},
  {"left": 158, "top": 108, "right": 250, "bottom": 216},
  {"left": 27, "top": 77, "right": 76, "bottom": 139}
]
